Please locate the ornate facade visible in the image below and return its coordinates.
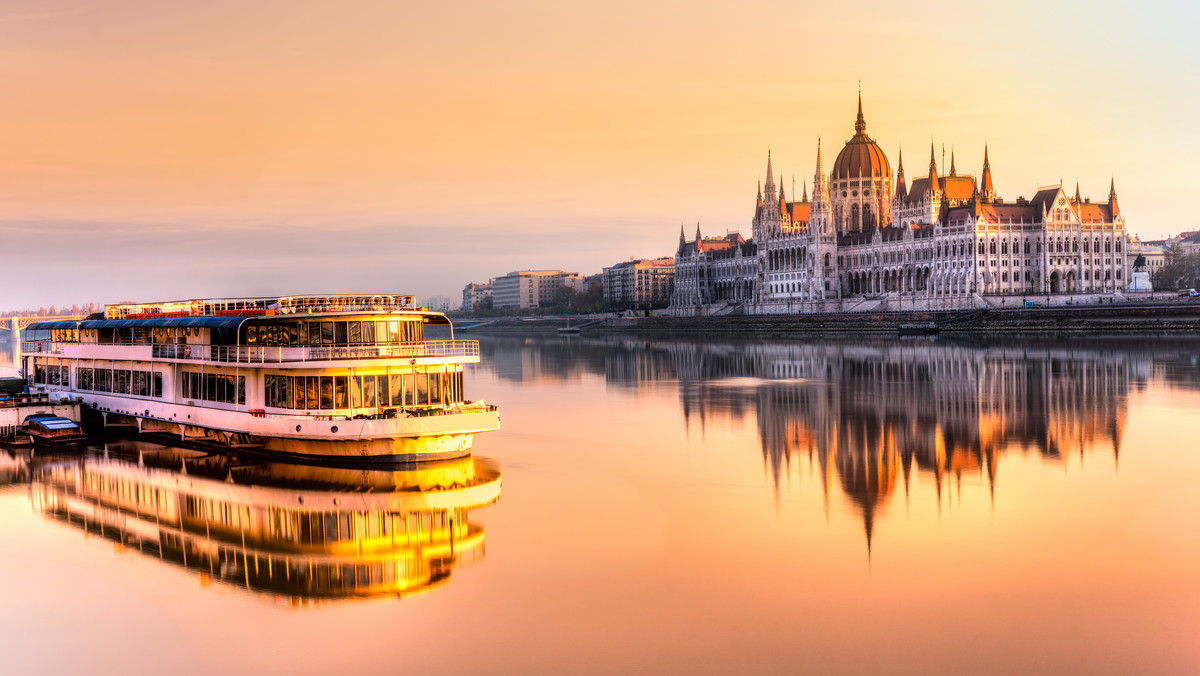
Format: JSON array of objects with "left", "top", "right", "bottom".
[{"left": 671, "top": 94, "right": 1130, "bottom": 314}]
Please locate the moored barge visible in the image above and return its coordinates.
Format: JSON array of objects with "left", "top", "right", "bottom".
[{"left": 22, "top": 295, "right": 499, "bottom": 461}]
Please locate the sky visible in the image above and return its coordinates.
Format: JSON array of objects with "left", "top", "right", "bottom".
[{"left": 1, "top": 0, "right": 1197, "bottom": 309}]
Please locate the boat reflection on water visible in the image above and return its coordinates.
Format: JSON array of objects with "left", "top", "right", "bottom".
[{"left": 30, "top": 442, "right": 501, "bottom": 604}]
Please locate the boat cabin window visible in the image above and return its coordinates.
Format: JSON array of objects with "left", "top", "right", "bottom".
[
  {"left": 263, "top": 368, "right": 464, "bottom": 412},
  {"left": 240, "top": 318, "right": 424, "bottom": 347}
]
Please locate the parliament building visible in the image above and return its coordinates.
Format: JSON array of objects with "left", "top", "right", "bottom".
[{"left": 672, "top": 94, "right": 1129, "bottom": 313}]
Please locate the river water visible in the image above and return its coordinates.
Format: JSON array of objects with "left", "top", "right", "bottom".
[{"left": 2, "top": 334, "right": 1199, "bottom": 674}]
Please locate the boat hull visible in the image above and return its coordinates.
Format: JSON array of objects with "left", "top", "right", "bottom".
[{"left": 63, "top": 391, "right": 499, "bottom": 461}]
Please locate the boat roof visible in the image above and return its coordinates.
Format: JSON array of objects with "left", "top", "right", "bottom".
[
  {"left": 28, "top": 312, "right": 451, "bottom": 332},
  {"left": 24, "top": 415, "right": 80, "bottom": 431}
]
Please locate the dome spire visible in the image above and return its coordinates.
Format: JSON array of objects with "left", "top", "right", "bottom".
[{"left": 854, "top": 82, "right": 867, "bottom": 136}]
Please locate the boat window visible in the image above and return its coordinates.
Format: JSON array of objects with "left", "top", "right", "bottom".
[
  {"left": 298, "top": 322, "right": 308, "bottom": 345},
  {"left": 363, "top": 376, "right": 377, "bottom": 408},
  {"left": 334, "top": 322, "right": 348, "bottom": 345},
  {"left": 416, "top": 372, "right": 430, "bottom": 407},
  {"left": 376, "top": 321, "right": 387, "bottom": 344},
  {"left": 286, "top": 324, "right": 298, "bottom": 346},
  {"left": 350, "top": 376, "right": 361, "bottom": 408},
  {"left": 295, "top": 378, "right": 307, "bottom": 410},
  {"left": 349, "top": 321, "right": 361, "bottom": 344},
  {"left": 377, "top": 375, "right": 390, "bottom": 406},
  {"left": 389, "top": 375, "right": 403, "bottom": 406},
  {"left": 306, "top": 376, "right": 319, "bottom": 410},
  {"left": 388, "top": 321, "right": 399, "bottom": 343},
  {"left": 362, "top": 321, "right": 375, "bottom": 344},
  {"left": 334, "top": 376, "right": 348, "bottom": 409},
  {"left": 246, "top": 327, "right": 258, "bottom": 345},
  {"left": 321, "top": 322, "right": 334, "bottom": 345},
  {"left": 180, "top": 371, "right": 245, "bottom": 405},
  {"left": 319, "top": 377, "right": 334, "bottom": 409}
]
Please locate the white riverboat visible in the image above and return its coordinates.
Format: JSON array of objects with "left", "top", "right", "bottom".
[{"left": 21, "top": 295, "right": 499, "bottom": 461}]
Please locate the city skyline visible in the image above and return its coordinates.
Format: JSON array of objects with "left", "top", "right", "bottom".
[{"left": 2, "top": 0, "right": 1197, "bottom": 309}]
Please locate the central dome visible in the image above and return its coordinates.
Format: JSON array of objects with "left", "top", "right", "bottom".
[{"left": 831, "top": 96, "right": 891, "bottom": 181}]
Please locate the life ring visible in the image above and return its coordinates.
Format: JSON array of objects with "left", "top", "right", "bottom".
[
  {"left": 183, "top": 345, "right": 192, "bottom": 358},
  {"left": 190, "top": 300, "right": 203, "bottom": 315}
]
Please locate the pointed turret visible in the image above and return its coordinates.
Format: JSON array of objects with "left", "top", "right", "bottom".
[
  {"left": 802, "top": 179, "right": 808, "bottom": 202},
  {"left": 1109, "top": 177, "right": 1120, "bottom": 217},
  {"left": 764, "top": 150, "right": 776, "bottom": 203},
  {"left": 895, "top": 145, "right": 907, "bottom": 201},
  {"left": 981, "top": 142, "right": 995, "bottom": 202},
  {"left": 757, "top": 180, "right": 763, "bottom": 207},
  {"left": 1074, "top": 181, "right": 1082, "bottom": 203},
  {"left": 949, "top": 147, "right": 957, "bottom": 176},
  {"left": 927, "top": 141, "right": 939, "bottom": 199},
  {"left": 695, "top": 222, "right": 701, "bottom": 244},
  {"left": 814, "top": 138, "right": 828, "bottom": 200}
]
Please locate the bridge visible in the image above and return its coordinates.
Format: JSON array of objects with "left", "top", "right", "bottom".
[{"left": 0, "top": 315, "right": 85, "bottom": 342}]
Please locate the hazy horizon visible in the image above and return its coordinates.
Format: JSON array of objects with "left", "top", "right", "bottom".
[{"left": 2, "top": 0, "right": 1197, "bottom": 309}]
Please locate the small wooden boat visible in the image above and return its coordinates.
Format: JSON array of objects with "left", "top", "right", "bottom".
[{"left": 21, "top": 414, "right": 87, "bottom": 447}]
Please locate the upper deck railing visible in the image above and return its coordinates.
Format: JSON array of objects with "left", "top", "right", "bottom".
[
  {"left": 103, "top": 294, "right": 419, "bottom": 320},
  {"left": 23, "top": 339, "right": 479, "bottom": 364}
]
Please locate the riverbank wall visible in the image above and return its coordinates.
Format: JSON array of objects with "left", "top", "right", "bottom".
[{"left": 457, "top": 303, "right": 1200, "bottom": 337}]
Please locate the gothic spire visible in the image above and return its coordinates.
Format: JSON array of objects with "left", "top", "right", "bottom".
[
  {"left": 895, "top": 145, "right": 907, "bottom": 201},
  {"left": 764, "top": 150, "right": 776, "bottom": 203},
  {"left": 1109, "top": 176, "right": 1120, "bottom": 217},
  {"left": 1074, "top": 181, "right": 1081, "bottom": 203},
  {"left": 815, "top": 138, "right": 824, "bottom": 185},
  {"left": 949, "top": 147, "right": 957, "bottom": 176},
  {"left": 927, "top": 140, "right": 939, "bottom": 197},
  {"left": 802, "top": 179, "right": 808, "bottom": 202},
  {"left": 981, "top": 142, "right": 995, "bottom": 201}
]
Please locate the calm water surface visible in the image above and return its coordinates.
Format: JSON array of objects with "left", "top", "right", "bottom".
[{"left": 2, "top": 334, "right": 1199, "bottom": 674}]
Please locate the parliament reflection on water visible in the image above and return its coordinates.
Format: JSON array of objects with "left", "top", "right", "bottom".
[
  {"left": 481, "top": 335, "right": 1200, "bottom": 547},
  {"left": 21, "top": 443, "right": 501, "bottom": 604}
]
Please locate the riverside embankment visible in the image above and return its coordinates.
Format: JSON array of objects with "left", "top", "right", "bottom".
[{"left": 455, "top": 303, "right": 1200, "bottom": 337}]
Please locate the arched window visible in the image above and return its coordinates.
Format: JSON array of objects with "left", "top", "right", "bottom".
[
  {"left": 990, "top": 240, "right": 997, "bottom": 254},
  {"left": 1024, "top": 240, "right": 1031, "bottom": 254},
  {"left": 863, "top": 205, "right": 873, "bottom": 229},
  {"left": 1105, "top": 239, "right": 1112, "bottom": 253},
  {"left": 1115, "top": 239, "right": 1122, "bottom": 252},
  {"left": 978, "top": 239, "right": 985, "bottom": 255},
  {"left": 1001, "top": 240, "right": 1008, "bottom": 254},
  {"left": 1084, "top": 239, "right": 1090, "bottom": 253},
  {"left": 824, "top": 252, "right": 831, "bottom": 267},
  {"left": 1073, "top": 239, "right": 1079, "bottom": 252}
]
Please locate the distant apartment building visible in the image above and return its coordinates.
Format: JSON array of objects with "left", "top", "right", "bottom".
[
  {"left": 492, "top": 270, "right": 585, "bottom": 309},
  {"left": 602, "top": 257, "right": 675, "bottom": 308},
  {"left": 461, "top": 281, "right": 493, "bottom": 311}
]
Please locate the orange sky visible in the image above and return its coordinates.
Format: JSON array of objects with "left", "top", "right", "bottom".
[{"left": 1, "top": 0, "right": 1197, "bottom": 307}]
